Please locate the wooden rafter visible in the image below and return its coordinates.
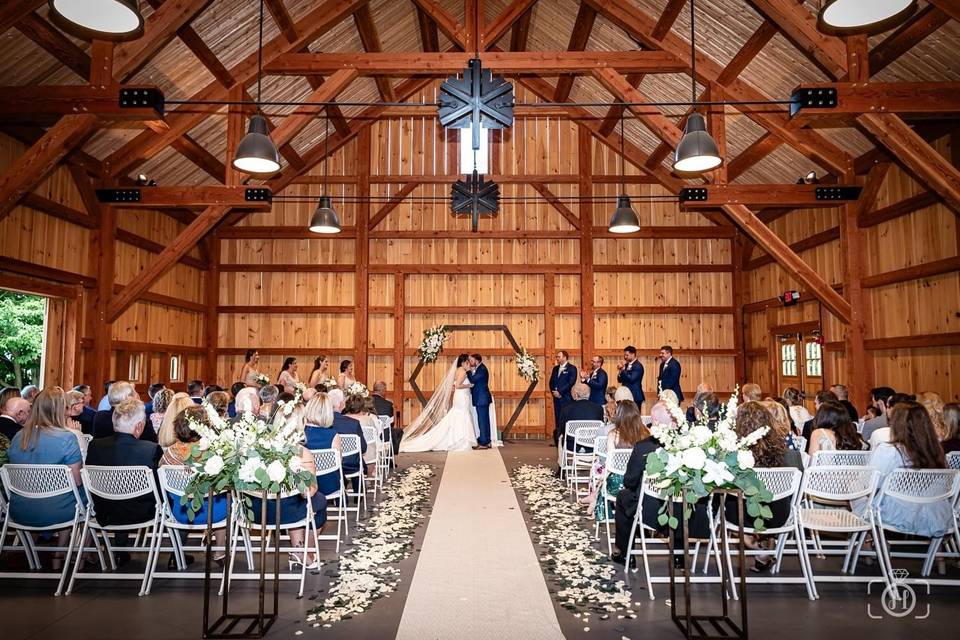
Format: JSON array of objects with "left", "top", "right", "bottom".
[
  {"left": 0, "top": 1, "right": 44, "bottom": 35},
  {"left": 746, "top": 0, "right": 847, "bottom": 79},
  {"left": 792, "top": 82, "right": 960, "bottom": 121},
  {"left": 482, "top": 0, "right": 540, "bottom": 50},
  {"left": 368, "top": 181, "right": 421, "bottom": 229},
  {"left": 592, "top": 67, "right": 683, "bottom": 149},
  {"left": 509, "top": 6, "right": 533, "bottom": 51},
  {"left": 96, "top": 186, "right": 273, "bottom": 208},
  {"left": 927, "top": 1, "right": 960, "bottom": 23},
  {"left": 727, "top": 132, "right": 780, "bottom": 181},
  {"left": 409, "top": 0, "right": 467, "bottom": 48},
  {"left": 680, "top": 184, "right": 862, "bottom": 208},
  {"left": 415, "top": 6, "right": 441, "bottom": 52},
  {"left": 353, "top": 4, "right": 396, "bottom": 102},
  {"left": 553, "top": 3, "right": 597, "bottom": 102},
  {"left": 528, "top": 182, "right": 582, "bottom": 229},
  {"left": 146, "top": 0, "right": 234, "bottom": 87},
  {"left": 112, "top": 0, "right": 214, "bottom": 82},
  {"left": 16, "top": 12, "right": 91, "bottom": 81},
  {"left": 869, "top": 5, "right": 950, "bottom": 75}
]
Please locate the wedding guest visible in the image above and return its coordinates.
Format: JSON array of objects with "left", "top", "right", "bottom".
[
  {"left": 149, "top": 388, "right": 175, "bottom": 436},
  {"left": 659, "top": 389, "right": 679, "bottom": 407},
  {"left": 691, "top": 390, "right": 721, "bottom": 429},
  {"left": 941, "top": 404, "right": 960, "bottom": 454},
  {"left": 239, "top": 349, "right": 262, "bottom": 388},
  {"left": 96, "top": 381, "right": 114, "bottom": 411},
  {"left": 759, "top": 399, "right": 797, "bottom": 450},
  {"left": 1, "top": 386, "right": 21, "bottom": 409},
  {"left": 558, "top": 383, "right": 603, "bottom": 452},
  {"left": 589, "top": 400, "right": 647, "bottom": 517},
  {"left": 782, "top": 388, "right": 812, "bottom": 435},
  {"left": 228, "top": 382, "right": 245, "bottom": 418},
  {"left": 685, "top": 383, "right": 714, "bottom": 423},
  {"left": 581, "top": 355, "right": 608, "bottom": 406},
  {"left": 21, "top": 385, "right": 39, "bottom": 403},
  {"left": 7, "top": 388, "right": 84, "bottom": 569},
  {"left": 868, "top": 392, "right": 913, "bottom": 449},
  {"left": 741, "top": 383, "right": 762, "bottom": 403},
  {"left": 328, "top": 388, "right": 367, "bottom": 489},
  {"left": 72, "top": 384, "right": 96, "bottom": 434},
  {"left": 277, "top": 357, "right": 300, "bottom": 394},
  {"left": 92, "top": 381, "right": 151, "bottom": 441},
  {"left": 861, "top": 386, "right": 895, "bottom": 442},
  {"left": 337, "top": 360, "right": 357, "bottom": 390},
  {"left": 205, "top": 391, "right": 230, "bottom": 418},
  {"left": 143, "top": 382, "right": 165, "bottom": 424},
  {"left": 830, "top": 384, "right": 860, "bottom": 422},
  {"left": 808, "top": 401, "right": 866, "bottom": 455},
  {"left": 656, "top": 345, "right": 683, "bottom": 402},
  {"left": 1, "top": 395, "right": 30, "bottom": 440},
  {"left": 613, "top": 386, "right": 634, "bottom": 402},
  {"left": 918, "top": 391, "right": 946, "bottom": 440},
  {"left": 616, "top": 346, "right": 644, "bottom": 407},
  {"left": 304, "top": 393, "right": 343, "bottom": 497},
  {"left": 157, "top": 392, "right": 195, "bottom": 448},
  {"left": 549, "top": 351, "right": 578, "bottom": 446},
  {"left": 344, "top": 393, "right": 379, "bottom": 468},
  {"left": 259, "top": 385, "right": 279, "bottom": 419},
  {"left": 371, "top": 381, "right": 394, "bottom": 417},
  {"left": 234, "top": 388, "right": 260, "bottom": 416},
  {"left": 63, "top": 390, "right": 86, "bottom": 432},
  {"left": 308, "top": 355, "right": 329, "bottom": 388},
  {"left": 854, "top": 401, "right": 953, "bottom": 538},
  {"left": 801, "top": 390, "right": 839, "bottom": 441},
  {"left": 863, "top": 405, "right": 881, "bottom": 422},
  {"left": 603, "top": 388, "right": 618, "bottom": 423}
]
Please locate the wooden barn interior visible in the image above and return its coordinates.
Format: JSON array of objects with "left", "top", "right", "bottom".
[{"left": 1, "top": 0, "right": 958, "bottom": 438}]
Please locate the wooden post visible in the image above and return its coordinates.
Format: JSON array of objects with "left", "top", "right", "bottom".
[
  {"left": 203, "top": 235, "right": 220, "bottom": 385},
  {"left": 732, "top": 232, "right": 747, "bottom": 383},
  {"left": 543, "top": 272, "right": 556, "bottom": 440},
  {"left": 393, "top": 272, "right": 405, "bottom": 426},
  {"left": 577, "top": 125, "right": 595, "bottom": 365},
  {"left": 354, "top": 127, "right": 371, "bottom": 383},
  {"left": 91, "top": 204, "right": 116, "bottom": 393},
  {"left": 841, "top": 197, "right": 872, "bottom": 410}
]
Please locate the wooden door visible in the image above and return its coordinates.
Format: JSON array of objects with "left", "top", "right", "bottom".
[{"left": 772, "top": 325, "right": 825, "bottom": 413}]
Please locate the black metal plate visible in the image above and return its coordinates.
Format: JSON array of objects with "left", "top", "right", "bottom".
[
  {"left": 95, "top": 188, "right": 141, "bottom": 203},
  {"left": 790, "top": 87, "right": 838, "bottom": 116}
]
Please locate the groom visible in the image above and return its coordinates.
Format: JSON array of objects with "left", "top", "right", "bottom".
[{"left": 467, "top": 353, "right": 493, "bottom": 450}]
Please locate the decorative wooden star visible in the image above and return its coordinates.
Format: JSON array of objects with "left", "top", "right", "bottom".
[
  {"left": 438, "top": 58, "right": 514, "bottom": 151},
  {"left": 451, "top": 171, "right": 500, "bottom": 231}
]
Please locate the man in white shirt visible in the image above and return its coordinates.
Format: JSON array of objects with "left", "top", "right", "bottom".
[{"left": 861, "top": 387, "right": 895, "bottom": 442}]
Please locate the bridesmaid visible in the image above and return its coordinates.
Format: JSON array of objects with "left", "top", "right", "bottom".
[
  {"left": 337, "top": 359, "right": 357, "bottom": 390},
  {"left": 308, "top": 355, "right": 329, "bottom": 388},
  {"left": 277, "top": 357, "right": 301, "bottom": 394},
  {"left": 239, "top": 349, "right": 262, "bottom": 388}
]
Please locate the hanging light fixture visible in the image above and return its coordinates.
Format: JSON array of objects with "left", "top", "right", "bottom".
[
  {"left": 48, "top": 0, "right": 144, "bottom": 41},
  {"left": 818, "top": 0, "right": 917, "bottom": 36},
  {"left": 233, "top": 0, "right": 280, "bottom": 175},
  {"left": 609, "top": 114, "right": 640, "bottom": 234},
  {"left": 309, "top": 117, "right": 341, "bottom": 234},
  {"left": 673, "top": 0, "right": 723, "bottom": 174}
]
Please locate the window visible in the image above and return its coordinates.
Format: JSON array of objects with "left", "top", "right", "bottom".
[
  {"left": 459, "top": 126, "right": 488, "bottom": 174},
  {"left": 780, "top": 343, "right": 797, "bottom": 377},
  {"left": 128, "top": 353, "right": 144, "bottom": 382},
  {"left": 805, "top": 341, "right": 823, "bottom": 377},
  {"left": 169, "top": 354, "right": 182, "bottom": 382}
]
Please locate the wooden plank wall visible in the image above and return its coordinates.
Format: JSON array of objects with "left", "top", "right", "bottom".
[
  {"left": 743, "top": 136, "right": 960, "bottom": 403},
  {"left": 216, "top": 85, "right": 737, "bottom": 437},
  {"left": 0, "top": 133, "right": 206, "bottom": 394}
]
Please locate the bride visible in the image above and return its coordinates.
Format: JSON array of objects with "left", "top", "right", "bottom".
[{"left": 399, "top": 353, "right": 478, "bottom": 452}]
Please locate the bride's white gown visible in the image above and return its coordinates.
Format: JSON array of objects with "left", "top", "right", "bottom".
[{"left": 400, "top": 385, "right": 477, "bottom": 452}]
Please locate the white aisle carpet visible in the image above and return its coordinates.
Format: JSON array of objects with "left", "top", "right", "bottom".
[{"left": 395, "top": 449, "right": 564, "bottom": 640}]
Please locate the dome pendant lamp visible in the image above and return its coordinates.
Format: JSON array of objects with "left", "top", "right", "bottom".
[
  {"left": 608, "top": 114, "right": 640, "bottom": 234},
  {"left": 818, "top": 0, "right": 917, "bottom": 36},
  {"left": 232, "top": 0, "right": 280, "bottom": 175},
  {"left": 48, "top": 0, "right": 144, "bottom": 41},
  {"left": 673, "top": 0, "right": 723, "bottom": 174},
  {"left": 309, "top": 117, "right": 341, "bottom": 234}
]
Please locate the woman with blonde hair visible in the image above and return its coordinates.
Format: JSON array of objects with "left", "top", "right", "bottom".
[
  {"left": 157, "top": 392, "right": 196, "bottom": 448},
  {"left": 150, "top": 388, "right": 175, "bottom": 436},
  {"left": 941, "top": 403, "right": 960, "bottom": 454},
  {"left": 917, "top": 391, "right": 946, "bottom": 440},
  {"left": 205, "top": 390, "right": 230, "bottom": 419}
]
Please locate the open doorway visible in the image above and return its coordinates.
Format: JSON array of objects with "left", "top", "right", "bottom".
[{"left": 0, "top": 289, "right": 47, "bottom": 389}]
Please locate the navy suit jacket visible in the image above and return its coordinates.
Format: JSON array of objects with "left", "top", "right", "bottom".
[
  {"left": 584, "top": 367, "right": 608, "bottom": 405},
  {"left": 657, "top": 358, "right": 683, "bottom": 402},
  {"left": 92, "top": 408, "right": 157, "bottom": 442},
  {"left": 549, "top": 364, "right": 578, "bottom": 403},
  {"left": 617, "top": 361, "right": 645, "bottom": 405},
  {"left": 332, "top": 412, "right": 367, "bottom": 472},
  {"left": 84, "top": 433, "right": 162, "bottom": 526},
  {"left": 467, "top": 364, "right": 492, "bottom": 406}
]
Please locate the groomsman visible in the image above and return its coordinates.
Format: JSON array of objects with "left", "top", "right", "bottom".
[
  {"left": 616, "top": 345, "right": 645, "bottom": 407},
  {"left": 549, "top": 351, "right": 578, "bottom": 445},
  {"left": 657, "top": 345, "right": 683, "bottom": 402},
  {"left": 582, "top": 355, "right": 608, "bottom": 406}
]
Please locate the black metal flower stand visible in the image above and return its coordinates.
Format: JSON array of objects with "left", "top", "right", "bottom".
[
  {"left": 668, "top": 490, "right": 749, "bottom": 640},
  {"left": 202, "top": 490, "right": 282, "bottom": 639}
]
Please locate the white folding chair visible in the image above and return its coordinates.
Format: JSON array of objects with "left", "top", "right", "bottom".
[
  {"left": 945, "top": 452, "right": 960, "bottom": 470},
  {"left": 361, "top": 424, "right": 382, "bottom": 500},
  {"left": 796, "top": 465, "right": 887, "bottom": 599},
  {"left": 872, "top": 469, "right": 960, "bottom": 579},
  {"left": 339, "top": 434, "right": 366, "bottom": 522},
  {"left": 0, "top": 464, "right": 88, "bottom": 595},
  {"left": 377, "top": 415, "right": 395, "bottom": 480},
  {"left": 810, "top": 450, "right": 872, "bottom": 467},
  {"left": 77, "top": 433, "right": 93, "bottom": 462},
  {"left": 570, "top": 426, "right": 599, "bottom": 498},
  {"left": 596, "top": 448, "right": 632, "bottom": 555},
  {"left": 69, "top": 465, "right": 163, "bottom": 596},
  {"left": 561, "top": 420, "right": 603, "bottom": 486},
  {"left": 310, "top": 448, "right": 347, "bottom": 551},
  {"left": 589, "top": 434, "right": 609, "bottom": 495}
]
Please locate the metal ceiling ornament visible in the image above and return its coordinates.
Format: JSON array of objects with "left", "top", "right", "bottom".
[
  {"left": 451, "top": 171, "right": 500, "bottom": 231},
  {"left": 438, "top": 58, "right": 514, "bottom": 151}
]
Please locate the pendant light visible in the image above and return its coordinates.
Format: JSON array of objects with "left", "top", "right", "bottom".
[
  {"left": 48, "top": 0, "right": 144, "bottom": 41},
  {"left": 818, "top": 0, "right": 917, "bottom": 36},
  {"left": 233, "top": 0, "right": 280, "bottom": 175},
  {"left": 609, "top": 114, "right": 640, "bottom": 234},
  {"left": 673, "top": 0, "right": 723, "bottom": 174},
  {"left": 309, "top": 118, "right": 341, "bottom": 234}
]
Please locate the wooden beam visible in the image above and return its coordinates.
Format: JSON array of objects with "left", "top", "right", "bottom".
[
  {"left": 20, "top": 192, "right": 96, "bottom": 229},
  {"left": 115, "top": 229, "right": 207, "bottom": 270},
  {"left": 264, "top": 0, "right": 299, "bottom": 41},
  {"left": 528, "top": 182, "right": 582, "bottom": 229},
  {"left": 592, "top": 67, "right": 683, "bottom": 148},
  {"left": 169, "top": 134, "right": 227, "bottom": 183},
  {"left": 861, "top": 256, "right": 960, "bottom": 289},
  {"left": 203, "top": 236, "right": 220, "bottom": 384},
  {"left": 483, "top": 0, "right": 539, "bottom": 49},
  {"left": 721, "top": 203, "right": 852, "bottom": 322},
  {"left": 859, "top": 190, "right": 939, "bottom": 228},
  {"left": 269, "top": 68, "right": 359, "bottom": 147},
  {"left": 0, "top": 114, "right": 98, "bottom": 222},
  {"left": 793, "top": 82, "right": 960, "bottom": 121},
  {"left": 578, "top": 125, "right": 596, "bottom": 367},
  {"left": 0, "top": 1, "right": 44, "bottom": 34},
  {"left": 409, "top": 0, "right": 467, "bottom": 48},
  {"left": 0, "top": 85, "right": 164, "bottom": 123},
  {"left": 553, "top": 3, "right": 597, "bottom": 102},
  {"left": 858, "top": 112, "right": 960, "bottom": 215},
  {"left": 17, "top": 12, "right": 91, "bottom": 80},
  {"left": 928, "top": 1, "right": 960, "bottom": 23},
  {"left": 96, "top": 186, "right": 272, "bottom": 209},
  {"left": 746, "top": 0, "right": 847, "bottom": 79},
  {"left": 727, "top": 133, "right": 780, "bottom": 182},
  {"left": 746, "top": 226, "right": 840, "bottom": 270},
  {"left": 681, "top": 184, "right": 861, "bottom": 209},
  {"left": 354, "top": 127, "right": 371, "bottom": 383},
  {"left": 717, "top": 21, "right": 778, "bottom": 85},
  {"left": 91, "top": 204, "right": 116, "bottom": 395},
  {"left": 368, "top": 181, "right": 420, "bottom": 229},
  {"left": 415, "top": 6, "right": 441, "bottom": 52},
  {"left": 112, "top": 0, "right": 213, "bottom": 82},
  {"left": 870, "top": 5, "right": 949, "bottom": 75},
  {"left": 265, "top": 50, "right": 687, "bottom": 75},
  {"left": 353, "top": 4, "right": 396, "bottom": 102}
]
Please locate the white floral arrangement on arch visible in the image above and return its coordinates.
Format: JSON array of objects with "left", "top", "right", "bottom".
[
  {"left": 181, "top": 403, "right": 314, "bottom": 521},
  {"left": 254, "top": 372, "right": 270, "bottom": 387},
  {"left": 346, "top": 381, "right": 370, "bottom": 399},
  {"left": 515, "top": 347, "right": 539, "bottom": 382},
  {"left": 416, "top": 325, "right": 450, "bottom": 364},
  {"left": 644, "top": 386, "right": 774, "bottom": 531}
]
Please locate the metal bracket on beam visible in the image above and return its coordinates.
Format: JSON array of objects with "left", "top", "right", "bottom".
[
  {"left": 790, "top": 87, "right": 837, "bottom": 116},
  {"left": 96, "top": 188, "right": 142, "bottom": 203},
  {"left": 678, "top": 187, "right": 708, "bottom": 203},
  {"left": 815, "top": 186, "right": 862, "bottom": 201},
  {"left": 244, "top": 188, "right": 272, "bottom": 202},
  {"left": 118, "top": 87, "right": 164, "bottom": 116}
]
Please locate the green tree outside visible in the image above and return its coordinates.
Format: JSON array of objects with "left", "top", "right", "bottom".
[{"left": 0, "top": 291, "right": 46, "bottom": 388}]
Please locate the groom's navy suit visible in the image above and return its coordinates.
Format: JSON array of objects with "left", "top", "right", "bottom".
[{"left": 467, "top": 363, "right": 493, "bottom": 446}]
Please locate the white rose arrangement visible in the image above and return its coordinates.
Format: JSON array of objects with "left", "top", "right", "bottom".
[
  {"left": 514, "top": 347, "right": 539, "bottom": 382},
  {"left": 254, "top": 373, "right": 270, "bottom": 387},
  {"left": 346, "top": 381, "right": 370, "bottom": 399},
  {"left": 644, "top": 385, "right": 774, "bottom": 531},
  {"left": 416, "top": 325, "right": 450, "bottom": 364}
]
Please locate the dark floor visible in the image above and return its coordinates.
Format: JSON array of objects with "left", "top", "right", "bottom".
[{"left": 0, "top": 442, "right": 957, "bottom": 639}]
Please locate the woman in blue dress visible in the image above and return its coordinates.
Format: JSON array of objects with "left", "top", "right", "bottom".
[
  {"left": 7, "top": 388, "right": 86, "bottom": 569},
  {"left": 303, "top": 392, "right": 343, "bottom": 497}
]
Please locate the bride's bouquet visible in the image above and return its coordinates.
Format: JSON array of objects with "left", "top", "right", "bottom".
[
  {"left": 345, "top": 381, "right": 369, "bottom": 399},
  {"left": 515, "top": 347, "right": 539, "bottom": 382},
  {"left": 254, "top": 373, "right": 270, "bottom": 387},
  {"left": 643, "top": 387, "right": 774, "bottom": 531},
  {"left": 416, "top": 325, "right": 450, "bottom": 364}
]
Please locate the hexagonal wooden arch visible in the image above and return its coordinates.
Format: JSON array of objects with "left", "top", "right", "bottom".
[{"left": 408, "top": 324, "right": 538, "bottom": 440}]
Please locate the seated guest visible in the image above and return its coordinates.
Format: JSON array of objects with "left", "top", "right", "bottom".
[
  {"left": 830, "top": 384, "right": 860, "bottom": 422},
  {"left": 0, "top": 386, "right": 21, "bottom": 408},
  {"left": 303, "top": 393, "right": 343, "bottom": 497},
  {"left": 157, "top": 392, "right": 195, "bottom": 449},
  {"left": 691, "top": 391, "right": 721, "bottom": 429},
  {"left": 149, "top": 389, "right": 175, "bottom": 437},
  {"left": 234, "top": 387, "right": 261, "bottom": 417},
  {"left": 741, "top": 383, "right": 762, "bottom": 403},
  {"left": 918, "top": 391, "right": 946, "bottom": 440},
  {"left": 21, "top": 385, "right": 39, "bottom": 403},
  {"left": 203, "top": 385, "right": 222, "bottom": 398},
  {"left": 854, "top": 401, "right": 954, "bottom": 538},
  {"left": 603, "top": 388, "right": 618, "bottom": 424},
  {"left": 92, "top": 381, "right": 152, "bottom": 441},
  {"left": 258, "top": 385, "right": 279, "bottom": 420},
  {"left": 558, "top": 383, "right": 604, "bottom": 453},
  {"left": 808, "top": 401, "right": 866, "bottom": 455},
  {"left": 328, "top": 388, "right": 367, "bottom": 483},
  {"left": 759, "top": 399, "right": 797, "bottom": 451},
  {"left": 863, "top": 405, "right": 881, "bottom": 422},
  {"left": 96, "top": 381, "right": 115, "bottom": 411},
  {"left": 72, "top": 385, "right": 97, "bottom": 434},
  {"left": 7, "top": 388, "right": 85, "bottom": 569},
  {"left": 143, "top": 382, "right": 165, "bottom": 424},
  {"left": 588, "top": 400, "right": 647, "bottom": 515},
  {"left": 85, "top": 398, "right": 162, "bottom": 550},
  {"left": 685, "top": 383, "right": 714, "bottom": 424},
  {"left": 63, "top": 390, "right": 86, "bottom": 433},
  {"left": 941, "top": 404, "right": 960, "bottom": 454},
  {"left": 371, "top": 381, "right": 394, "bottom": 417},
  {"left": 868, "top": 392, "right": 913, "bottom": 450},
  {"left": 187, "top": 380, "right": 204, "bottom": 404},
  {"left": 344, "top": 394, "right": 380, "bottom": 469},
  {"left": 783, "top": 387, "right": 812, "bottom": 435},
  {"left": 1, "top": 395, "right": 31, "bottom": 440},
  {"left": 205, "top": 391, "right": 230, "bottom": 419},
  {"left": 228, "top": 382, "right": 245, "bottom": 418},
  {"left": 801, "top": 390, "right": 839, "bottom": 441},
  {"left": 861, "top": 386, "right": 895, "bottom": 442}
]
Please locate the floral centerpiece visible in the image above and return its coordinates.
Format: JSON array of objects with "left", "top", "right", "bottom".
[
  {"left": 315, "top": 376, "right": 338, "bottom": 392},
  {"left": 181, "top": 402, "right": 314, "bottom": 521},
  {"left": 515, "top": 347, "right": 540, "bottom": 382},
  {"left": 644, "top": 387, "right": 774, "bottom": 531},
  {"left": 254, "top": 373, "right": 270, "bottom": 387},
  {"left": 416, "top": 325, "right": 449, "bottom": 364},
  {"left": 345, "top": 381, "right": 369, "bottom": 398}
]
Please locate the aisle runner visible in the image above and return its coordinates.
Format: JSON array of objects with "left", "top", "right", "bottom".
[{"left": 396, "top": 449, "right": 564, "bottom": 640}]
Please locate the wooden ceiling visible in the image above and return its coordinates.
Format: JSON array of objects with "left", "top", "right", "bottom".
[{"left": 1, "top": 0, "right": 958, "bottom": 190}]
